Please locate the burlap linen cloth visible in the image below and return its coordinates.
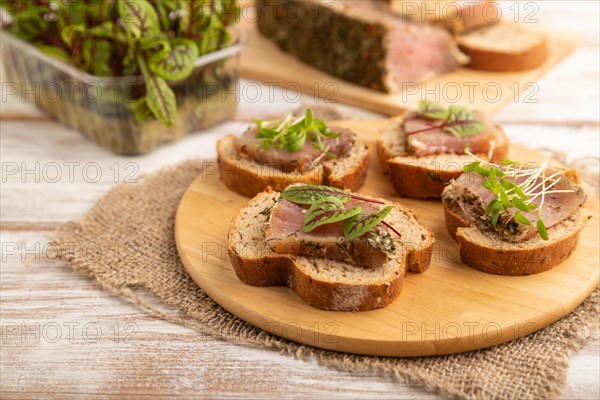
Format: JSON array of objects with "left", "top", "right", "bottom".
[{"left": 53, "top": 151, "right": 599, "bottom": 399}]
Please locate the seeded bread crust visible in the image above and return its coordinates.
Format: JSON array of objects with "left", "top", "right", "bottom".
[
  {"left": 228, "top": 188, "right": 435, "bottom": 311},
  {"left": 376, "top": 116, "right": 509, "bottom": 198},
  {"left": 442, "top": 186, "right": 589, "bottom": 275},
  {"left": 457, "top": 23, "right": 548, "bottom": 71},
  {"left": 217, "top": 135, "right": 371, "bottom": 198}
]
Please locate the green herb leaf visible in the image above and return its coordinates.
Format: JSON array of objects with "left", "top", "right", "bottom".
[
  {"left": 178, "top": 0, "right": 235, "bottom": 55},
  {"left": 137, "top": 54, "right": 176, "bottom": 127},
  {"left": 88, "top": 21, "right": 124, "bottom": 42},
  {"left": 411, "top": 102, "right": 486, "bottom": 137},
  {"left": 140, "top": 32, "right": 171, "bottom": 51},
  {"left": 131, "top": 97, "right": 153, "bottom": 122},
  {"left": 149, "top": 38, "right": 199, "bottom": 81},
  {"left": 513, "top": 185, "right": 528, "bottom": 201},
  {"left": 3, "top": 0, "right": 237, "bottom": 129},
  {"left": 80, "top": 39, "right": 113, "bottom": 76},
  {"left": 281, "top": 185, "right": 351, "bottom": 205},
  {"left": 474, "top": 165, "right": 489, "bottom": 177},
  {"left": 491, "top": 208, "right": 500, "bottom": 227},
  {"left": 281, "top": 184, "right": 386, "bottom": 207},
  {"left": 303, "top": 197, "right": 363, "bottom": 232},
  {"left": 280, "top": 184, "right": 395, "bottom": 239},
  {"left": 537, "top": 216, "right": 549, "bottom": 240},
  {"left": 499, "top": 190, "right": 511, "bottom": 208},
  {"left": 500, "top": 178, "right": 513, "bottom": 191},
  {"left": 442, "top": 106, "right": 486, "bottom": 137},
  {"left": 463, "top": 150, "right": 572, "bottom": 241},
  {"left": 343, "top": 206, "right": 393, "bottom": 240},
  {"left": 254, "top": 109, "right": 342, "bottom": 156},
  {"left": 197, "top": 13, "right": 227, "bottom": 55},
  {"left": 418, "top": 100, "right": 449, "bottom": 119},
  {"left": 482, "top": 179, "right": 495, "bottom": 192},
  {"left": 463, "top": 161, "right": 480, "bottom": 173},
  {"left": 486, "top": 198, "right": 500, "bottom": 214},
  {"left": 61, "top": 24, "right": 85, "bottom": 48},
  {"left": 514, "top": 211, "right": 532, "bottom": 225},
  {"left": 118, "top": 0, "right": 160, "bottom": 39},
  {"left": 511, "top": 197, "right": 531, "bottom": 212}
]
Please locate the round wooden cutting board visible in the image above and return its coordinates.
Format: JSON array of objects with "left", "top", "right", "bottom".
[{"left": 175, "top": 120, "right": 599, "bottom": 357}]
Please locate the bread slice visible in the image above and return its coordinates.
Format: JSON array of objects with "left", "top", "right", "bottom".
[
  {"left": 383, "top": 0, "right": 496, "bottom": 34},
  {"left": 457, "top": 23, "right": 548, "bottom": 71},
  {"left": 376, "top": 116, "right": 509, "bottom": 198},
  {"left": 217, "top": 136, "right": 371, "bottom": 198},
  {"left": 228, "top": 188, "right": 435, "bottom": 311},
  {"left": 442, "top": 187, "right": 589, "bottom": 275}
]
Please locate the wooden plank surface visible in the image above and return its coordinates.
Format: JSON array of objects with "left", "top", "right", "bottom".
[{"left": 1, "top": 1, "right": 599, "bottom": 398}]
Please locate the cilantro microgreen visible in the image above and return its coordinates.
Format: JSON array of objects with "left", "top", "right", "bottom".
[
  {"left": 463, "top": 149, "right": 576, "bottom": 241},
  {"left": 253, "top": 109, "right": 342, "bottom": 155}
]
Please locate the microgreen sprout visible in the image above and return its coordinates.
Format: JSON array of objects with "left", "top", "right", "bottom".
[
  {"left": 253, "top": 109, "right": 342, "bottom": 156},
  {"left": 463, "top": 148, "right": 576, "bottom": 240}
]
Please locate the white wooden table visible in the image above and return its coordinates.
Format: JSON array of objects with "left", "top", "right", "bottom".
[{"left": 1, "top": 2, "right": 598, "bottom": 398}]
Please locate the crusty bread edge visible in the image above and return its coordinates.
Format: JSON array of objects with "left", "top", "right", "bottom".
[
  {"left": 457, "top": 27, "right": 548, "bottom": 71},
  {"left": 442, "top": 188, "right": 589, "bottom": 275},
  {"left": 325, "top": 145, "right": 372, "bottom": 193},
  {"left": 227, "top": 189, "right": 435, "bottom": 311},
  {"left": 375, "top": 117, "right": 404, "bottom": 175},
  {"left": 228, "top": 242, "right": 406, "bottom": 311},
  {"left": 217, "top": 135, "right": 370, "bottom": 198},
  {"left": 396, "top": 205, "right": 435, "bottom": 274}
]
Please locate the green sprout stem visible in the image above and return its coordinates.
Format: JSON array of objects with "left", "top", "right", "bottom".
[
  {"left": 254, "top": 109, "right": 342, "bottom": 156},
  {"left": 464, "top": 148, "right": 576, "bottom": 240}
]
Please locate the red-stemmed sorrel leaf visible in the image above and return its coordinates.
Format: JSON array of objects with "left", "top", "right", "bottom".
[
  {"left": 303, "top": 196, "right": 363, "bottom": 232},
  {"left": 343, "top": 206, "right": 393, "bottom": 240}
]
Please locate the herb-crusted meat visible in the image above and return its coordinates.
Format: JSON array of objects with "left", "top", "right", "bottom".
[
  {"left": 445, "top": 169, "right": 587, "bottom": 242},
  {"left": 256, "top": 0, "right": 466, "bottom": 92}
]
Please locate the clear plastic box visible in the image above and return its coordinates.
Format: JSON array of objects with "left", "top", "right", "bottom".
[{"left": 1, "top": 28, "right": 245, "bottom": 155}]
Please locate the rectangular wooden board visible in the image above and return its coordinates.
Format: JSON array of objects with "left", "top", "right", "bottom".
[{"left": 239, "top": 19, "right": 578, "bottom": 115}]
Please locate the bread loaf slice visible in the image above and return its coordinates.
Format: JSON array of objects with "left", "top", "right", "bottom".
[
  {"left": 228, "top": 189, "right": 434, "bottom": 311},
  {"left": 442, "top": 187, "right": 589, "bottom": 275},
  {"left": 382, "top": 0, "right": 497, "bottom": 34},
  {"left": 457, "top": 23, "right": 548, "bottom": 71},
  {"left": 217, "top": 135, "right": 371, "bottom": 198},
  {"left": 376, "top": 116, "right": 509, "bottom": 198}
]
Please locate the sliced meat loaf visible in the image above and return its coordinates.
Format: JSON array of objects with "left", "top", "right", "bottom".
[{"left": 256, "top": 0, "right": 467, "bottom": 93}]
